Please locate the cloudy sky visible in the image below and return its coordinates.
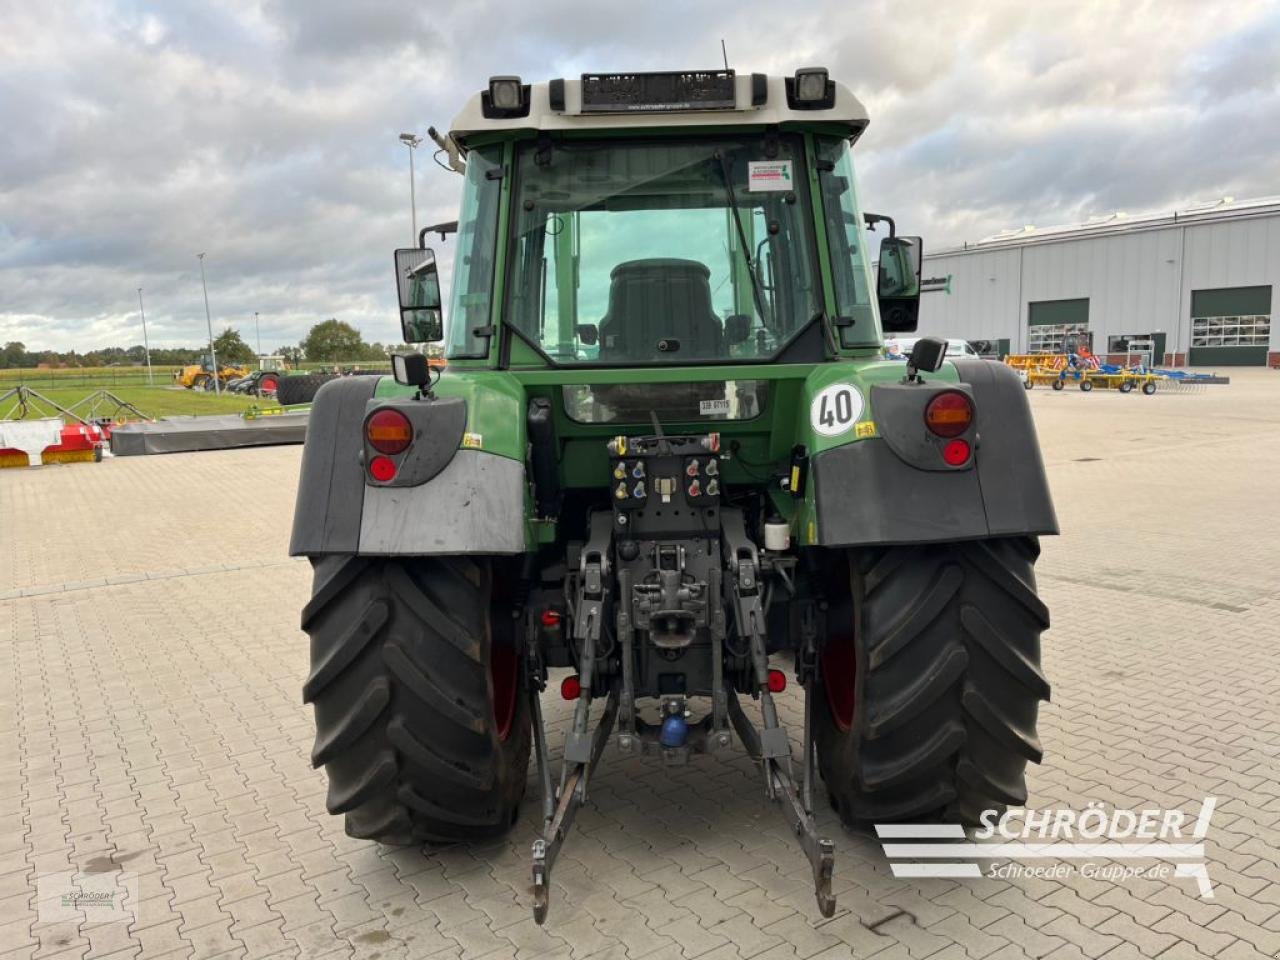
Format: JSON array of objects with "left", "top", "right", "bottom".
[{"left": 2, "top": 0, "right": 1277, "bottom": 352}]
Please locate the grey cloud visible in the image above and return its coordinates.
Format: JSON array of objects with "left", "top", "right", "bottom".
[{"left": 1, "top": 0, "right": 1277, "bottom": 351}]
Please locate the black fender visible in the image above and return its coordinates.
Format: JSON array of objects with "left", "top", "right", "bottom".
[
  {"left": 289, "top": 376, "right": 527, "bottom": 557},
  {"left": 812, "top": 359, "right": 1057, "bottom": 546}
]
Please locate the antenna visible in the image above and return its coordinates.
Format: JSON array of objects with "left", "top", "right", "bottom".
[{"left": 720, "top": 39, "right": 729, "bottom": 71}]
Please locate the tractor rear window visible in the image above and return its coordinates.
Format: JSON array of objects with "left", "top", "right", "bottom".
[
  {"left": 506, "top": 136, "right": 823, "bottom": 366},
  {"left": 563, "top": 381, "right": 769, "bottom": 424}
]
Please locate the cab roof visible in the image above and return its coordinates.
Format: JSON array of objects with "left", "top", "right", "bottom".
[{"left": 447, "top": 71, "right": 869, "bottom": 148}]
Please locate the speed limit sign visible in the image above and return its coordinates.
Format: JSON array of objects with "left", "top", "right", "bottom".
[{"left": 810, "top": 383, "right": 864, "bottom": 437}]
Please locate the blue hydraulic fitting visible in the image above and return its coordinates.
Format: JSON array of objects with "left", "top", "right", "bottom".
[{"left": 660, "top": 713, "right": 688, "bottom": 748}]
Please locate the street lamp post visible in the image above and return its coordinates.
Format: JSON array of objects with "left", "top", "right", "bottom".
[
  {"left": 399, "top": 132, "right": 423, "bottom": 246},
  {"left": 137, "top": 287, "right": 154, "bottom": 385},
  {"left": 254, "top": 311, "right": 262, "bottom": 358},
  {"left": 197, "top": 253, "right": 220, "bottom": 395}
]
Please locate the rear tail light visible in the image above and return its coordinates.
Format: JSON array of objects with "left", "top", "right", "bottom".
[
  {"left": 368, "top": 455, "right": 397, "bottom": 481},
  {"left": 924, "top": 391, "right": 973, "bottom": 438},
  {"left": 366, "top": 408, "right": 413, "bottom": 454},
  {"left": 942, "top": 439, "right": 971, "bottom": 466}
]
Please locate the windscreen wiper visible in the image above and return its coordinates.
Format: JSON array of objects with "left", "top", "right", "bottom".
[{"left": 713, "top": 151, "right": 773, "bottom": 332}]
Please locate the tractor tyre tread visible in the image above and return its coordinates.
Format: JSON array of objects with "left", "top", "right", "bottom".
[
  {"left": 277, "top": 372, "right": 338, "bottom": 406},
  {"left": 303, "top": 555, "right": 530, "bottom": 844},
  {"left": 816, "top": 538, "right": 1050, "bottom": 827}
]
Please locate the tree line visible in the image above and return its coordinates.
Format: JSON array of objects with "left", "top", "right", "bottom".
[{"left": 1, "top": 319, "right": 394, "bottom": 369}]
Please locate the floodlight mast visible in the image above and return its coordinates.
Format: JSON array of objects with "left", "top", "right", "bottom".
[
  {"left": 399, "top": 132, "right": 423, "bottom": 245},
  {"left": 196, "top": 253, "right": 219, "bottom": 395},
  {"left": 137, "top": 287, "right": 153, "bottom": 385}
]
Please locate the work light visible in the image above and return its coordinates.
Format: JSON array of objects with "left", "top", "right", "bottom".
[
  {"left": 793, "top": 67, "right": 829, "bottom": 103},
  {"left": 488, "top": 76, "right": 523, "bottom": 110}
]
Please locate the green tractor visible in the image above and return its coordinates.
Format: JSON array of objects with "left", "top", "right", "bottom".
[{"left": 291, "top": 68, "right": 1056, "bottom": 923}]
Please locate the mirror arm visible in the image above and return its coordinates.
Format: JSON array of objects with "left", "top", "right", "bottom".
[
  {"left": 419, "top": 221, "right": 458, "bottom": 248},
  {"left": 864, "top": 212, "right": 897, "bottom": 237}
]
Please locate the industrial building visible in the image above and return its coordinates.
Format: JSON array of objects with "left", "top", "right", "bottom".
[{"left": 916, "top": 196, "right": 1280, "bottom": 367}]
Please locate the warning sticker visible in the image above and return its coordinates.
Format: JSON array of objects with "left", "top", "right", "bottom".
[
  {"left": 855, "top": 421, "right": 877, "bottom": 439},
  {"left": 699, "top": 398, "right": 731, "bottom": 416},
  {"left": 748, "top": 160, "right": 794, "bottom": 192},
  {"left": 462, "top": 432, "right": 483, "bottom": 449}
]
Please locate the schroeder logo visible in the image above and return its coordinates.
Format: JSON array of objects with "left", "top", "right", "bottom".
[
  {"left": 37, "top": 871, "right": 140, "bottom": 924},
  {"left": 876, "top": 797, "right": 1217, "bottom": 897}
]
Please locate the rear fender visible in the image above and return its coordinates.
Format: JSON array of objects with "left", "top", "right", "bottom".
[
  {"left": 809, "top": 359, "right": 1057, "bottom": 547},
  {"left": 289, "top": 375, "right": 528, "bottom": 556}
]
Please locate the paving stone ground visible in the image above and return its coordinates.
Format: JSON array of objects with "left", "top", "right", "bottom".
[{"left": 2, "top": 369, "right": 1279, "bottom": 959}]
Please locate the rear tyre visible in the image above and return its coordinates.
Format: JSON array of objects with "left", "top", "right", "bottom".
[
  {"left": 302, "top": 555, "right": 530, "bottom": 843},
  {"left": 277, "top": 373, "right": 337, "bottom": 406},
  {"left": 815, "top": 539, "right": 1050, "bottom": 825}
]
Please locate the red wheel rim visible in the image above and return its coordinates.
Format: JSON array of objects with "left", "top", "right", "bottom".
[
  {"left": 822, "top": 630, "right": 856, "bottom": 731},
  {"left": 822, "top": 557, "right": 857, "bottom": 731},
  {"left": 262, "top": 375, "right": 278, "bottom": 391},
  {"left": 490, "top": 637, "right": 518, "bottom": 742}
]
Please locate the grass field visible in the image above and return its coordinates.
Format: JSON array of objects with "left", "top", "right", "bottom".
[{"left": 1, "top": 384, "right": 280, "bottom": 420}]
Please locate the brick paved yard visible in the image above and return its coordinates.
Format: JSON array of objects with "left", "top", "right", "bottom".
[{"left": 3, "top": 370, "right": 1279, "bottom": 960}]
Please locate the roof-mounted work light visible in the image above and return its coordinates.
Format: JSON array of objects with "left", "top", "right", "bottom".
[
  {"left": 787, "top": 66, "right": 834, "bottom": 109},
  {"left": 483, "top": 76, "right": 530, "bottom": 118}
]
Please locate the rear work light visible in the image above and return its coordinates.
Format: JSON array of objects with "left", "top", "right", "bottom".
[
  {"left": 366, "top": 408, "right": 413, "bottom": 455},
  {"left": 924, "top": 391, "right": 973, "bottom": 438}
]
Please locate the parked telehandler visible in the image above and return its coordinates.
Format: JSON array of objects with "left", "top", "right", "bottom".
[{"left": 291, "top": 68, "right": 1057, "bottom": 923}]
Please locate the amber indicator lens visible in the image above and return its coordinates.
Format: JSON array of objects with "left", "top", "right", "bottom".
[
  {"left": 366, "top": 409, "right": 413, "bottom": 455},
  {"left": 924, "top": 391, "right": 973, "bottom": 438}
]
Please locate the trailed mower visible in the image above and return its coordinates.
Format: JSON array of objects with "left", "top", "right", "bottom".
[{"left": 290, "top": 68, "right": 1057, "bottom": 923}]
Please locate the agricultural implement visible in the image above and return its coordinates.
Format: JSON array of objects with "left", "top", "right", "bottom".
[
  {"left": 1009, "top": 355, "right": 1162, "bottom": 394},
  {"left": 291, "top": 69, "right": 1057, "bottom": 923}
]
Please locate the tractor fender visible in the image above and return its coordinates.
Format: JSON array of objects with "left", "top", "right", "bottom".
[
  {"left": 289, "top": 375, "right": 527, "bottom": 557},
  {"left": 811, "top": 359, "right": 1057, "bottom": 547}
]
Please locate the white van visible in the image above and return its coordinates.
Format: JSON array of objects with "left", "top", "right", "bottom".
[{"left": 885, "top": 337, "right": 981, "bottom": 360}]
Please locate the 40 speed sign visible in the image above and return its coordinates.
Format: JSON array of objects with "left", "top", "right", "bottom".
[{"left": 810, "top": 383, "right": 865, "bottom": 437}]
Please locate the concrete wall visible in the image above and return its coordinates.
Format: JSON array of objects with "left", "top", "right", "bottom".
[{"left": 918, "top": 211, "right": 1280, "bottom": 362}]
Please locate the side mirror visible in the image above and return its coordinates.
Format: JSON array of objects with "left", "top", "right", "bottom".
[
  {"left": 724, "top": 314, "right": 751, "bottom": 345},
  {"left": 876, "top": 235, "right": 923, "bottom": 333},
  {"left": 575, "top": 323, "right": 599, "bottom": 346},
  {"left": 395, "top": 248, "right": 444, "bottom": 343}
]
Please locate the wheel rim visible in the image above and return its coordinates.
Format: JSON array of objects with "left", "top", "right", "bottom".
[
  {"left": 262, "top": 375, "right": 278, "bottom": 392},
  {"left": 490, "top": 634, "right": 518, "bottom": 742},
  {"left": 822, "top": 556, "right": 857, "bottom": 731},
  {"left": 822, "top": 631, "right": 856, "bottom": 731}
]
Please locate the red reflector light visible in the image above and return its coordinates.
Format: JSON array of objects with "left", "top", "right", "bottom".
[
  {"left": 368, "top": 455, "right": 397, "bottom": 481},
  {"left": 366, "top": 409, "right": 413, "bottom": 454},
  {"left": 541, "top": 609, "right": 562, "bottom": 628},
  {"left": 767, "top": 669, "right": 787, "bottom": 693},
  {"left": 942, "top": 439, "right": 971, "bottom": 466},
  {"left": 924, "top": 391, "right": 973, "bottom": 438},
  {"left": 560, "top": 675, "right": 581, "bottom": 700}
]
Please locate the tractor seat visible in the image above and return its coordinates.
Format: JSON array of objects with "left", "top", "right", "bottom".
[{"left": 597, "top": 259, "right": 724, "bottom": 362}]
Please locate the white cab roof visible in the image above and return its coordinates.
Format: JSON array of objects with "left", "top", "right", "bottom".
[{"left": 448, "top": 74, "right": 869, "bottom": 147}]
